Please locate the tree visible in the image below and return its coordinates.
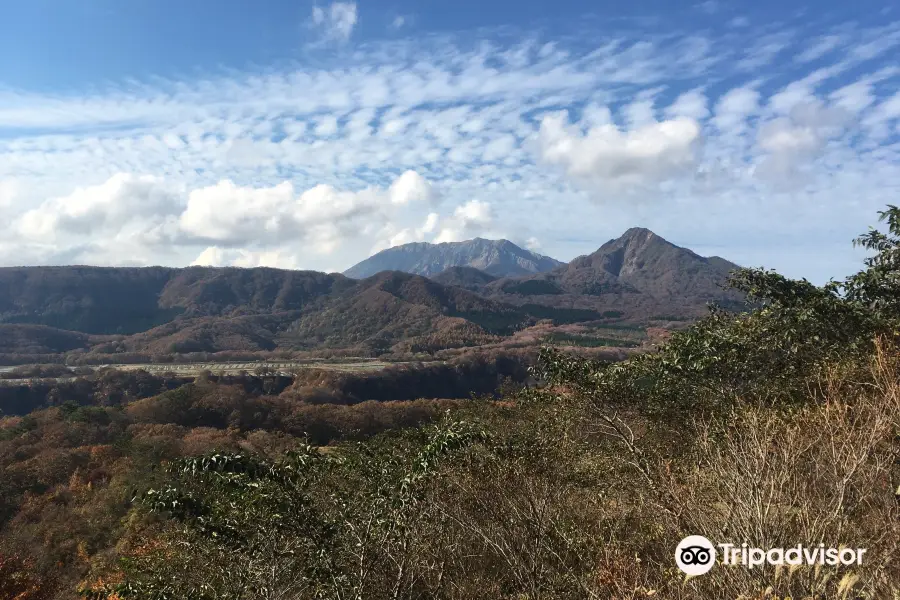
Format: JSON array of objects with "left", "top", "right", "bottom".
[
  {"left": 81, "top": 417, "right": 487, "bottom": 600},
  {"left": 828, "top": 204, "right": 900, "bottom": 315}
]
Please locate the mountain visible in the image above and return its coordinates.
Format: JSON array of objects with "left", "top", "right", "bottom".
[
  {"left": 560, "top": 227, "right": 741, "bottom": 301},
  {"left": 0, "top": 229, "right": 744, "bottom": 358},
  {"left": 0, "top": 266, "right": 531, "bottom": 356},
  {"left": 343, "top": 238, "right": 564, "bottom": 279},
  {"left": 483, "top": 228, "right": 743, "bottom": 317},
  {"left": 0, "top": 266, "right": 354, "bottom": 335}
]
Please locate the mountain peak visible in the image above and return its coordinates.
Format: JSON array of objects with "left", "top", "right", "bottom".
[
  {"left": 556, "top": 227, "right": 742, "bottom": 301},
  {"left": 621, "top": 227, "right": 656, "bottom": 239},
  {"left": 607, "top": 227, "right": 665, "bottom": 246},
  {"left": 592, "top": 227, "right": 678, "bottom": 260},
  {"left": 344, "top": 238, "right": 564, "bottom": 279}
]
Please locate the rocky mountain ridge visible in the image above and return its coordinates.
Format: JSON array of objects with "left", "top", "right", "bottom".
[{"left": 344, "top": 238, "right": 564, "bottom": 279}]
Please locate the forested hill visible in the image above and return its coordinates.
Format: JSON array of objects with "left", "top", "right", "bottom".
[
  {"left": 0, "top": 229, "right": 743, "bottom": 358},
  {"left": 0, "top": 266, "right": 354, "bottom": 334}
]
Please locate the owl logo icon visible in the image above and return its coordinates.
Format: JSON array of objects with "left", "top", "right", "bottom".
[{"left": 675, "top": 535, "right": 716, "bottom": 576}]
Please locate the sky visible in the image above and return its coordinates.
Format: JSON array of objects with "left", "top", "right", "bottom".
[{"left": 1, "top": 0, "right": 899, "bottom": 283}]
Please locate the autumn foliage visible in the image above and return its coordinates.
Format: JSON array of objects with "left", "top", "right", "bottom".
[{"left": 0, "top": 553, "right": 50, "bottom": 600}]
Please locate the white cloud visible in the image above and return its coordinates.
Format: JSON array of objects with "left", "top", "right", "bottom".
[
  {"left": 524, "top": 236, "right": 542, "bottom": 252},
  {"left": 736, "top": 31, "right": 792, "bottom": 71},
  {"left": 829, "top": 69, "right": 898, "bottom": 115},
  {"left": 1, "top": 19, "right": 899, "bottom": 283},
  {"left": 768, "top": 81, "right": 817, "bottom": 114},
  {"left": 434, "top": 199, "right": 496, "bottom": 243},
  {"left": 665, "top": 89, "right": 709, "bottom": 121},
  {"left": 391, "top": 16, "right": 406, "bottom": 30},
  {"left": 370, "top": 199, "right": 498, "bottom": 252},
  {"left": 314, "top": 115, "right": 340, "bottom": 137},
  {"left": 389, "top": 170, "right": 435, "bottom": 205},
  {"left": 849, "top": 25, "right": 900, "bottom": 62},
  {"left": 372, "top": 211, "right": 440, "bottom": 252},
  {"left": 796, "top": 35, "right": 844, "bottom": 63},
  {"left": 380, "top": 117, "right": 409, "bottom": 137},
  {"left": 758, "top": 121, "right": 819, "bottom": 156},
  {"left": 422, "top": 212, "right": 439, "bottom": 233},
  {"left": 621, "top": 98, "right": 657, "bottom": 128},
  {"left": 177, "top": 177, "right": 410, "bottom": 249},
  {"left": 191, "top": 247, "right": 301, "bottom": 269},
  {"left": 712, "top": 85, "right": 760, "bottom": 135},
  {"left": 17, "top": 174, "right": 181, "bottom": 242},
  {"left": 311, "top": 2, "right": 358, "bottom": 43},
  {"left": 0, "top": 179, "right": 18, "bottom": 209},
  {"left": 191, "top": 246, "right": 229, "bottom": 267},
  {"left": 582, "top": 103, "right": 614, "bottom": 128},
  {"left": 482, "top": 134, "right": 518, "bottom": 162},
  {"left": 15, "top": 171, "right": 448, "bottom": 267},
  {"left": 831, "top": 80, "right": 875, "bottom": 114},
  {"left": 863, "top": 91, "right": 900, "bottom": 136},
  {"left": 695, "top": 1, "right": 719, "bottom": 15},
  {"left": 538, "top": 112, "right": 702, "bottom": 192},
  {"left": 755, "top": 101, "right": 851, "bottom": 183}
]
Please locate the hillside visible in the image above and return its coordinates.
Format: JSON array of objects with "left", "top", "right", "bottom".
[
  {"left": 0, "top": 324, "right": 97, "bottom": 354},
  {"left": 115, "top": 315, "right": 285, "bottom": 354},
  {"left": 0, "top": 266, "right": 353, "bottom": 335},
  {"left": 158, "top": 267, "right": 355, "bottom": 316},
  {"left": 0, "top": 266, "right": 179, "bottom": 334},
  {"left": 279, "top": 271, "right": 525, "bottom": 353},
  {"left": 343, "top": 238, "right": 564, "bottom": 279},
  {"left": 0, "top": 229, "right": 744, "bottom": 358},
  {"left": 430, "top": 266, "right": 499, "bottom": 291}
]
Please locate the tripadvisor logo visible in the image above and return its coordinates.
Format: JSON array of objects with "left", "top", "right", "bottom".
[
  {"left": 675, "top": 536, "right": 867, "bottom": 575},
  {"left": 676, "top": 535, "right": 716, "bottom": 576}
]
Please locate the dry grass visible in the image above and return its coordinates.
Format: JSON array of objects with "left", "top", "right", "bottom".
[{"left": 402, "top": 340, "right": 900, "bottom": 599}]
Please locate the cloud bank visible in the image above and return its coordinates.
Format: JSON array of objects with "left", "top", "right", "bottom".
[{"left": 2, "top": 15, "right": 900, "bottom": 282}]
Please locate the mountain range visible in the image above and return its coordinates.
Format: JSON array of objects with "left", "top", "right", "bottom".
[
  {"left": 344, "top": 238, "right": 564, "bottom": 278},
  {"left": 0, "top": 229, "right": 743, "bottom": 359}
]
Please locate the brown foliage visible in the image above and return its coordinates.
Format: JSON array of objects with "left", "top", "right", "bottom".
[{"left": 0, "top": 552, "right": 51, "bottom": 600}]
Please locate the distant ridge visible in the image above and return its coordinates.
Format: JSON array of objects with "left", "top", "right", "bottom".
[
  {"left": 0, "top": 228, "right": 745, "bottom": 356},
  {"left": 343, "top": 238, "right": 564, "bottom": 279}
]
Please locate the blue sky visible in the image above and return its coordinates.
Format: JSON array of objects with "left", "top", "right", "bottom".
[{"left": 1, "top": 0, "right": 899, "bottom": 283}]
